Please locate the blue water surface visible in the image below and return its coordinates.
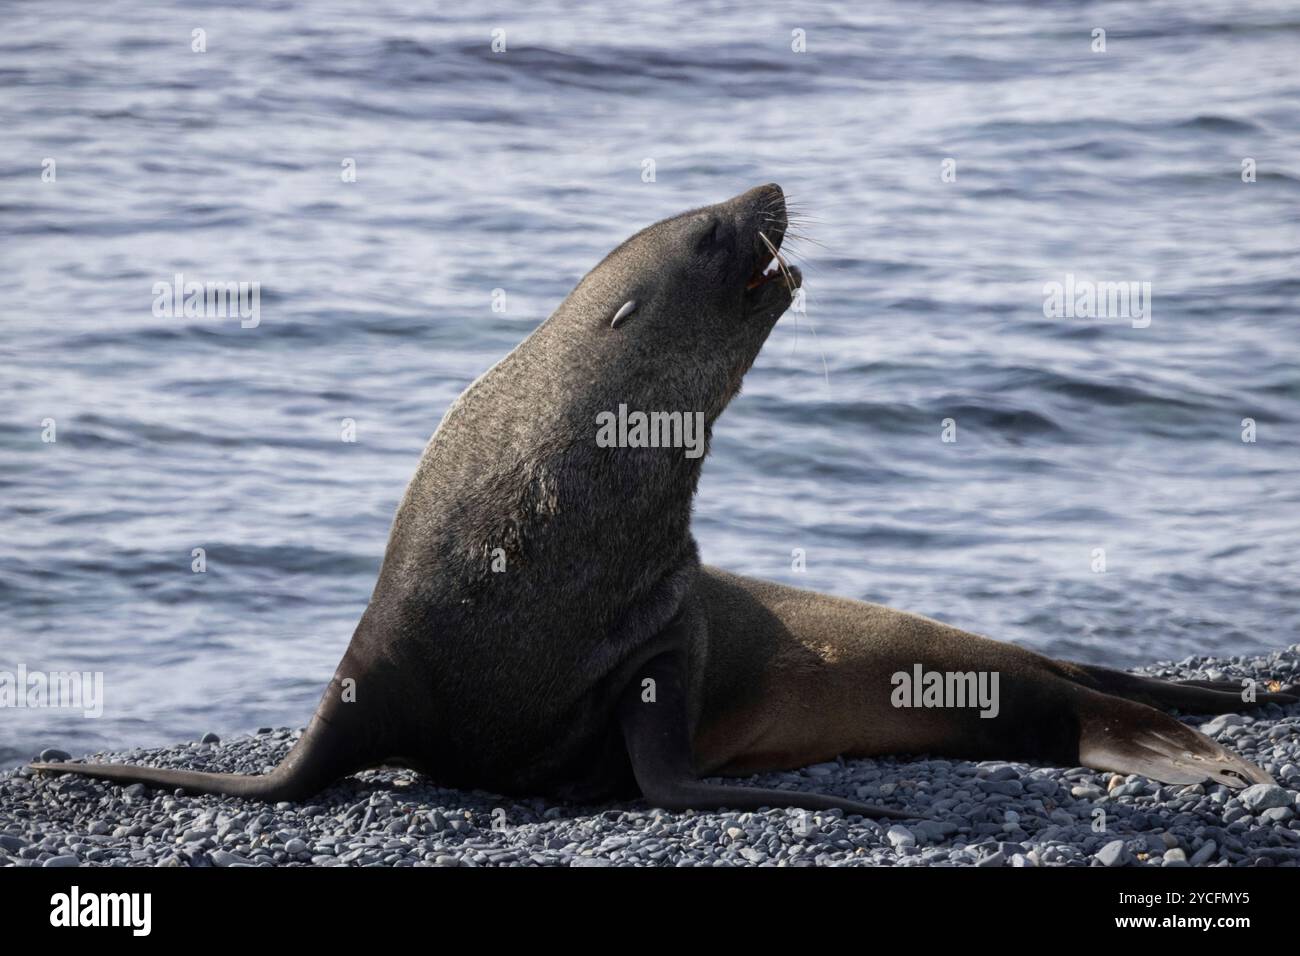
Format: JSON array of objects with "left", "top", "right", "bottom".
[{"left": 2, "top": 1, "right": 1298, "bottom": 765}]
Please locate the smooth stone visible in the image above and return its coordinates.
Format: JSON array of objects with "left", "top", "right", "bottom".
[
  {"left": 978, "top": 766, "right": 1018, "bottom": 782},
  {"left": 1095, "top": 840, "right": 1127, "bottom": 867},
  {"left": 1201, "top": 714, "right": 1248, "bottom": 736},
  {"left": 1239, "top": 784, "right": 1289, "bottom": 812},
  {"left": 886, "top": 826, "right": 916, "bottom": 848},
  {"left": 1189, "top": 841, "right": 1218, "bottom": 866},
  {"left": 977, "top": 780, "right": 1023, "bottom": 796}
]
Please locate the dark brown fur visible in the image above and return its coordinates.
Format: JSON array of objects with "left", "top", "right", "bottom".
[{"left": 32, "top": 185, "right": 1292, "bottom": 813}]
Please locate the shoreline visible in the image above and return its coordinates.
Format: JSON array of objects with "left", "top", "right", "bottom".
[{"left": 2, "top": 646, "right": 1298, "bottom": 867}]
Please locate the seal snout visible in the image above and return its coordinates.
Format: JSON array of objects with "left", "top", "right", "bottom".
[{"left": 740, "top": 183, "right": 801, "bottom": 296}]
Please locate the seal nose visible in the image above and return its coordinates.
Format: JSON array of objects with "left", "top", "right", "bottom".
[
  {"left": 730, "top": 183, "right": 786, "bottom": 230},
  {"left": 750, "top": 182, "right": 785, "bottom": 223},
  {"left": 744, "top": 182, "right": 787, "bottom": 248},
  {"left": 737, "top": 182, "right": 797, "bottom": 293},
  {"left": 737, "top": 182, "right": 783, "bottom": 207}
]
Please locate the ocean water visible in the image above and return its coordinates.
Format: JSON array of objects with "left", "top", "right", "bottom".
[{"left": 2, "top": 1, "right": 1299, "bottom": 767}]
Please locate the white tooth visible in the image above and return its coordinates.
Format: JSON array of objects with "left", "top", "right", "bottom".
[{"left": 763, "top": 257, "right": 779, "bottom": 275}]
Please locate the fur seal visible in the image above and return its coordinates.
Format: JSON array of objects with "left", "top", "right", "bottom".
[{"left": 31, "top": 184, "right": 1295, "bottom": 815}]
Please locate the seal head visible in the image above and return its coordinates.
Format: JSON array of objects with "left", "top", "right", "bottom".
[{"left": 564, "top": 182, "right": 801, "bottom": 421}]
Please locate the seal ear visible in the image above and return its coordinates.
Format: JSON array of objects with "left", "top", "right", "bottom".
[
  {"left": 610, "top": 300, "right": 637, "bottom": 329},
  {"left": 694, "top": 217, "right": 723, "bottom": 251}
]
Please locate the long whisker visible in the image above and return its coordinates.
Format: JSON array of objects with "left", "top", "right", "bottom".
[
  {"left": 758, "top": 231, "right": 795, "bottom": 294},
  {"left": 761, "top": 227, "right": 829, "bottom": 387},
  {"left": 782, "top": 231, "right": 829, "bottom": 252},
  {"left": 802, "top": 305, "right": 830, "bottom": 386},
  {"left": 781, "top": 202, "right": 822, "bottom": 222},
  {"left": 757, "top": 197, "right": 828, "bottom": 384}
]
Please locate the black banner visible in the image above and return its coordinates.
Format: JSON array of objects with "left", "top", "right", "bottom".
[{"left": 1, "top": 865, "right": 1290, "bottom": 941}]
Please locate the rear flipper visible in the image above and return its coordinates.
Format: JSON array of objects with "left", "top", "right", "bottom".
[
  {"left": 1174, "top": 677, "right": 1297, "bottom": 695},
  {"left": 1057, "top": 661, "right": 1297, "bottom": 714},
  {"left": 621, "top": 649, "right": 922, "bottom": 820},
  {"left": 1072, "top": 686, "right": 1276, "bottom": 788}
]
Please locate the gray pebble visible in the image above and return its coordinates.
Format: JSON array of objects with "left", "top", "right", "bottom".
[
  {"left": 1095, "top": 840, "right": 1127, "bottom": 867},
  {"left": 1201, "top": 714, "right": 1248, "bottom": 736},
  {"left": 886, "top": 825, "right": 916, "bottom": 848},
  {"left": 1189, "top": 841, "right": 1218, "bottom": 866},
  {"left": 1239, "top": 784, "right": 1290, "bottom": 812},
  {"left": 0, "top": 835, "right": 29, "bottom": 853}
]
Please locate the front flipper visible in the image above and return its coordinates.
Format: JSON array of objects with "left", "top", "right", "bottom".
[{"left": 619, "top": 649, "right": 921, "bottom": 820}]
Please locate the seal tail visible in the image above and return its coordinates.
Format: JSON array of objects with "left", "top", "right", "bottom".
[{"left": 29, "top": 676, "right": 376, "bottom": 801}]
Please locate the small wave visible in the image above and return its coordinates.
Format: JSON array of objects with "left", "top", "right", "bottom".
[{"left": 1171, "top": 114, "right": 1261, "bottom": 134}]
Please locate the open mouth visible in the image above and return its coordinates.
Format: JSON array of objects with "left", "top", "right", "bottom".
[{"left": 744, "top": 230, "right": 802, "bottom": 295}]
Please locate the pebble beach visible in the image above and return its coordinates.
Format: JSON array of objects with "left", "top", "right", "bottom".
[{"left": 4, "top": 647, "right": 1298, "bottom": 868}]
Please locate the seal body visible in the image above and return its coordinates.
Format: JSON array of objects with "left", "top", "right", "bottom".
[
  {"left": 341, "top": 183, "right": 802, "bottom": 800},
  {"left": 32, "top": 185, "right": 1292, "bottom": 809}
]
